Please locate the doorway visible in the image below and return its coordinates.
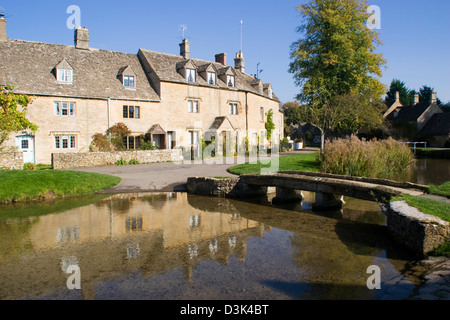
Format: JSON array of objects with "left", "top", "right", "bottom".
[{"left": 16, "top": 135, "right": 35, "bottom": 164}]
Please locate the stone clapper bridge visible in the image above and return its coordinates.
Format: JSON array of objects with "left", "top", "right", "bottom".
[{"left": 187, "top": 171, "right": 450, "bottom": 257}]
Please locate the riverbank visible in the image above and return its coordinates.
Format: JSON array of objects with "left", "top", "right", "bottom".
[{"left": 0, "top": 170, "right": 121, "bottom": 204}]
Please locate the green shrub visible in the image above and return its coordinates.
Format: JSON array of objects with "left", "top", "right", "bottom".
[
  {"left": 320, "top": 135, "right": 414, "bottom": 179},
  {"left": 23, "top": 162, "right": 37, "bottom": 171},
  {"left": 115, "top": 158, "right": 127, "bottom": 166},
  {"left": 128, "top": 159, "right": 140, "bottom": 165},
  {"left": 139, "top": 140, "right": 156, "bottom": 150}
]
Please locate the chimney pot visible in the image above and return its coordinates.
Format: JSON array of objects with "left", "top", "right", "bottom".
[
  {"left": 215, "top": 53, "right": 227, "bottom": 66},
  {"left": 179, "top": 38, "right": 190, "bottom": 59},
  {"left": 413, "top": 93, "right": 419, "bottom": 105},
  {"left": 431, "top": 92, "right": 437, "bottom": 104},
  {"left": 0, "top": 15, "right": 7, "bottom": 41},
  {"left": 234, "top": 51, "right": 245, "bottom": 73},
  {"left": 75, "top": 27, "right": 89, "bottom": 49}
]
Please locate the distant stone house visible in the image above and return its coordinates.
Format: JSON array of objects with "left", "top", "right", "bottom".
[
  {"left": 419, "top": 112, "right": 450, "bottom": 148},
  {"left": 0, "top": 16, "right": 283, "bottom": 164},
  {"left": 383, "top": 91, "right": 448, "bottom": 146}
]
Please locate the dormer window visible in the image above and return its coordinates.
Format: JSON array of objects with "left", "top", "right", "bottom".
[
  {"left": 57, "top": 69, "right": 73, "bottom": 83},
  {"left": 227, "top": 75, "right": 235, "bottom": 87},
  {"left": 186, "top": 68, "right": 196, "bottom": 82},
  {"left": 207, "top": 72, "right": 216, "bottom": 85},
  {"left": 198, "top": 63, "right": 219, "bottom": 86},
  {"left": 123, "top": 75, "right": 135, "bottom": 89},
  {"left": 118, "top": 66, "right": 137, "bottom": 89},
  {"left": 218, "top": 66, "right": 237, "bottom": 89},
  {"left": 55, "top": 58, "right": 74, "bottom": 84}
]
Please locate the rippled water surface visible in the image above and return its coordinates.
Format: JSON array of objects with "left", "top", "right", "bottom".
[{"left": 0, "top": 158, "right": 448, "bottom": 300}]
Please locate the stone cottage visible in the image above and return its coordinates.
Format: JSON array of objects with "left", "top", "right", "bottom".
[
  {"left": 0, "top": 16, "right": 283, "bottom": 164},
  {"left": 383, "top": 91, "right": 448, "bottom": 146}
]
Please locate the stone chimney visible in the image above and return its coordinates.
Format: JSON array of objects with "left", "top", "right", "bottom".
[
  {"left": 0, "top": 14, "right": 7, "bottom": 41},
  {"left": 215, "top": 53, "right": 227, "bottom": 66},
  {"left": 75, "top": 27, "right": 89, "bottom": 49},
  {"left": 413, "top": 93, "right": 419, "bottom": 105},
  {"left": 179, "top": 38, "right": 190, "bottom": 59},
  {"left": 234, "top": 51, "right": 245, "bottom": 73},
  {"left": 431, "top": 91, "right": 437, "bottom": 104},
  {"left": 395, "top": 91, "right": 400, "bottom": 103}
]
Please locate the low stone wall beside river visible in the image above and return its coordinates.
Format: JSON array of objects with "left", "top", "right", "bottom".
[
  {"left": 387, "top": 201, "right": 450, "bottom": 257},
  {"left": 0, "top": 151, "right": 24, "bottom": 170},
  {"left": 52, "top": 149, "right": 183, "bottom": 170}
]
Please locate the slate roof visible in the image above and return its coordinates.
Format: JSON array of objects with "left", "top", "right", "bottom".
[
  {"left": 419, "top": 112, "right": 450, "bottom": 135},
  {"left": 0, "top": 37, "right": 278, "bottom": 102},
  {"left": 0, "top": 39, "right": 160, "bottom": 101},
  {"left": 138, "top": 49, "right": 278, "bottom": 101},
  {"left": 385, "top": 103, "right": 431, "bottom": 122}
]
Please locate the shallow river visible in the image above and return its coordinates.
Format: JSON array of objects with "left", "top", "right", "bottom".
[{"left": 0, "top": 158, "right": 448, "bottom": 300}]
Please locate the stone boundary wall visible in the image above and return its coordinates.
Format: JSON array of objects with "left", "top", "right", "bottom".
[
  {"left": 52, "top": 149, "right": 183, "bottom": 170},
  {"left": 0, "top": 151, "right": 24, "bottom": 170},
  {"left": 187, "top": 177, "right": 271, "bottom": 198},
  {"left": 387, "top": 201, "right": 450, "bottom": 257}
]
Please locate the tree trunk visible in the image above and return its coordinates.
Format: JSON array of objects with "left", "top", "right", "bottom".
[{"left": 319, "top": 127, "right": 325, "bottom": 154}]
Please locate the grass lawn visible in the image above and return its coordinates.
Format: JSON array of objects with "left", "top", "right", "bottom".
[
  {"left": 397, "top": 194, "right": 450, "bottom": 223},
  {"left": 0, "top": 170, "right": 121, "bottom": 204},
  {"left": 428, "top": 181, "right": 450, "bottom": 198},
  {"left": 227, "top": 153, "right": 320, "bottom": 175}
]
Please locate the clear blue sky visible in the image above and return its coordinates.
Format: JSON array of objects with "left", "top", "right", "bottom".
[{"left": 2, "top": 0, "right": 449, "bottom": 103}]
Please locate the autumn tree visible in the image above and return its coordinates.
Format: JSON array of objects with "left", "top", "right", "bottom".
[
  {"left": 289, "top": 0, "right": 387, "bottom": 151},
  {"left": 0, "top": 85, "right": 38, "bottom": 150}
]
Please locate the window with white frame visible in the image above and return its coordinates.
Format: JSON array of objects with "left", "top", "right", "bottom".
[
  {"left": 186, "top": 68, "right": 196, "bottom": 82},
  {"left": 189, "top": 130, "right": 200, "bottom": 146},
  {"left": 55, "top": 102, "right": 76, "bottom": 116},
  {"left": 57, "top": 69, "right": 73, "bottom": 84},
  {"left": 207, "top": 72, "right": 216, "bottom": 85},
  {"left": 188, "top": 100, "right": 199, "bottom": 113},
  {"left": 227, "top": 75, "right": 235, "bottom": 87},
  {"left": 123, "top": 75, "right": 136, "bottom": 89},
  {"left": 55, "top": 135, "right": 76, "bottom": 149},
  {"left": 229, "top": 103, "right": 238, "bottom": 115}
]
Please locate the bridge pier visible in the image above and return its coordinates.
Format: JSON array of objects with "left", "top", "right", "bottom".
[
  {"left": 273, "top": 187, "right": 303, "bottom": 204},
  {"left": 312, "top": 192, "right": 343, "bottom": 211}
]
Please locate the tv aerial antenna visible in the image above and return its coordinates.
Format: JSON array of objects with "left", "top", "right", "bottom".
[
  {"left": 256, "top": 62, "right": 263, "bottom": 79},
  {"left": 179, "top": 24, "right": 188, "bottom": 40},
  {"left": 0, "top": 7, "right": 12, "bottom": 19},
  {"left": 240, "top": 20, "right": 243, "bottom": 54}
]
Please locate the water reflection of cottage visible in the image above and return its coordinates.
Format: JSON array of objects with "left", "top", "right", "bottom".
[{"left": 0, "top": 193, "right": 263, "bottom": 300}]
